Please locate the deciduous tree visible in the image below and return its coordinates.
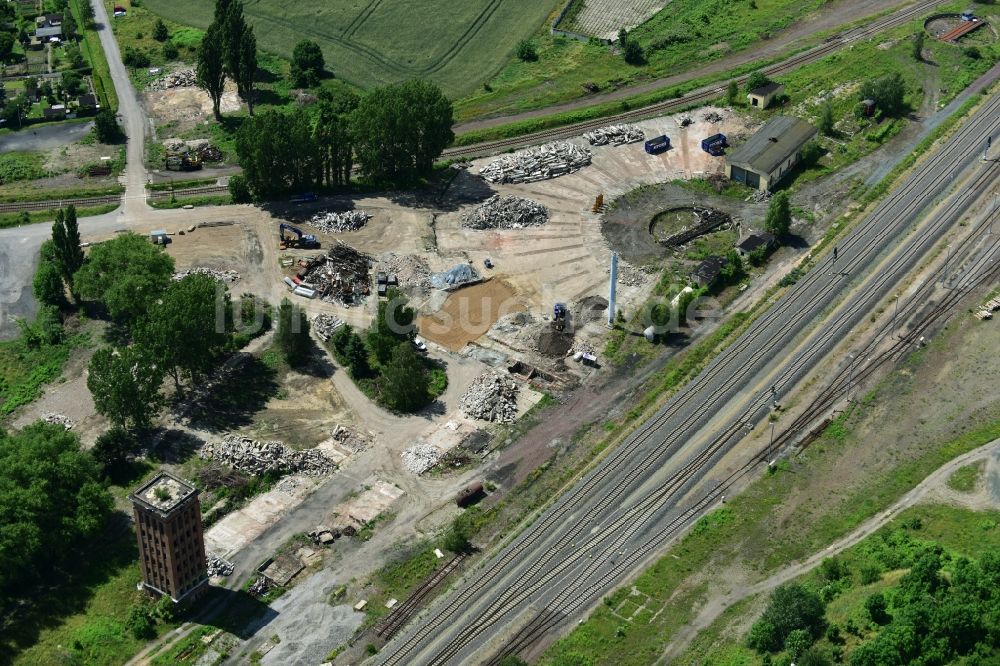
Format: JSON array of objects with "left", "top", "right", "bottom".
[
  {"left": 87, "top": 345, "right": 165, "bottom": 431},
  {"left": 291, "top": 39, "right": 325, "bottom": 87},
  {"left": 196, "top": 23, "right": 227, "bottom": 120},
  {"left": 275, "top": 298, "right": 311, "bottom": 366},
  {"left": 234, "top": 25, "right": 257, "bottom": 114},
  {"left": 860, "top": 72, "right": 906, "bottom": 117},
  {"left": 379, "top": 343, "right": 430, "bottom": 412},
  {"left": 764, "top": 190, "right": 792, "bottom": 237}
]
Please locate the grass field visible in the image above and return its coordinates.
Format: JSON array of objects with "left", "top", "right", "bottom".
[{"left": 141, "top": 0, "right": 563, "bottom": 98}]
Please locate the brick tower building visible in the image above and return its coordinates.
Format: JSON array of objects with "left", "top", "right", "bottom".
[{"left": 129, "top": 472, "right": 209, "bottom": 602}]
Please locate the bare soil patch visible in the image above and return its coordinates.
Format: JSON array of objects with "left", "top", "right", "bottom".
[{"left": 418, "top": 279, "right": 523, "bottom": 351}]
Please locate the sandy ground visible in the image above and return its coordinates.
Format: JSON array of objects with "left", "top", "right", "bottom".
[
  {"left": 145, "top": 82, "right": 241, "bottom": 134},
  {"left": 418, "top": 279, "right": 524, "bottom": 351}
]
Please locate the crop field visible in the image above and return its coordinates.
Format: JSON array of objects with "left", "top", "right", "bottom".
[
  {"left": 563, "top": 0, "right": 667, "bottom": 39},
  {"left": 142, "top": 0, "right": 562, "bottom": 98}
]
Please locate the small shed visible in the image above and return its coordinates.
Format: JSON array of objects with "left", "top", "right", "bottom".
[
  {"left": 43, "top": 105, "right": 66, "bottom": 120},
  {"left": 726, "top": 116, "right": 817, "bottom": 191},
  {"left": 150, "top": 229, "right": 169, "bottom": 245},
  {"left": 860, "top": 99, "right": 876, "bottom": 117},
  {"left": 736, "top": 232, "right": 776, "bottom": 257},
  {"left": 691, "top": 256, "right": 726, "bottom": 287},
  {"left": 78, "top": 93, "right": 99, "bottom": 109},
  {"left": 747, "top": 82, "right": 785, "bottom": 109}
]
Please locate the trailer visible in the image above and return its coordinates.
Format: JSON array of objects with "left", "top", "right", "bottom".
[
  {"left": 456, "top": 482, "right": 484, "bottom": 507},
  {"left": 644, "top": 135, "right": 670, "bottom": 154},
  {"left": 701, "top": 133, "right": 727, "bottom": 155}
]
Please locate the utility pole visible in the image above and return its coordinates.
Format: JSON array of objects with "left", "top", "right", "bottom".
[
  {"left": 768, "top": 420, "right": 776, "bottom": 462},
  {"left": 891, "top": 292, "right": 900, "bottom": 338}
]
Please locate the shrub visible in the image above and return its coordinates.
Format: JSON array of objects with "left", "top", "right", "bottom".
[
  {"left": 153, "top": 19, "right": 169, "bottom": 42},
  {"left": 623, "top": 39, "right": 644, "bottom": 65},
  {"left": 228, "top": 174, "right": 252, "bottom": 203},
  {"left": 162, "top": 42, "right": 179, "bottom": 60},
  {"left": 122, "top": 46, "right": 150, "bottom": 69},
  {"left": 515, "top": 39, "right": 537, "bottom": 62}
]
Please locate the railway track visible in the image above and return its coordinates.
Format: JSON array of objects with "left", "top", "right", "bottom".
[
  {"left": 378, "top": 90, "right": 1000, "bottom": 665},
  {"left": 146, "top": 185, "right": 230, "bottom": 199},
  {"left": 442, "top": 0, "right": 949, "bottom": 161},
  {"left": 374, "top": 554, "right": 468, "bottom": 641},
  {"left": 0, "top": 184, "right": 230, "bottom": 214}
]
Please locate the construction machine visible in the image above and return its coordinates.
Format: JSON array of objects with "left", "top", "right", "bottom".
[
  {"left": 553, "top": 302, "right": 567, "bottom": 331},
  {"left": 278, "top": 223, "right": 320, "bottom": 250}
]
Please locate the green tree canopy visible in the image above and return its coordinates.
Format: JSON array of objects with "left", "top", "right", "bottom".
[
  {"left": 0, "top": 422, "right": 112, "bottom": 603},
  {"left": 153, "top": 18, "right": 169, "bottom": 41},
  {"left": 291, "top": 39, "right": 325, "bottom": 87},
  {"left": 275, "top": 298, "right": 311, "bottom": 367},
  {"left": 745, "top": 70, "right": 772, "bottom": 93},
  {"left": 367, "top": 289, "right": 415, "bottom": 366},
  {"left": 196, "top": 23, "right": 227, "bottom": 120},
  {"left": 764, "top": 190, "right": 792, "bottom": 237},
  {"left": 860, "top": 72, "right": 906, "bottom": 117},
  {"left": 51, "top": 205, "right": 84, "bottom": 288},
  {"left": 74, "top": 232, "right": 175, "bottom": 325},
  {"left": 87, "top": 345, "right": 165, "bottom": 431},
  {"left": 378, "top": 343, "right": 430, "bottom": 412},
  {"left": 32, "top": 255, "right": 65, "bottom": 308},
  {"left": 351, "top": 79, "right": 454, "bottom": 183},
  {"left": 235, "top": 109, "right": 322, "bottom": 197},
  {"left": 94, "top": 107, "right": 124, "bottom": 143},
  {"left": 138, "top": 274, "right": 229, "bottom": 391},
  {"left": 747, "top": 584, "right": 826, "bottom": 653}
]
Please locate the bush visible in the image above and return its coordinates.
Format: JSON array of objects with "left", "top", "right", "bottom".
[
  {"left": 746, "top": 584, "right": 826, "bottom": 653},
  {"left": 290, "top": 39, "right": 325, "bottom": 87},
  {"left": 623, "top": 39, "right": 644, "bottom": 65},
  {"left": 126, "top": 603, "right": 156, "bottom": 639},
  {"left": 963, "top": 46, "right": 981, "bottom": 59},
  {"left": 91, "top": 427, "right": 138, "bottom": 479},
  {"left": 122, "top": 46, "right": 150, "bottom": 69},
  {"left": 515, "top": 39, "right": 537, "bottom": 62},
  {"left": 94, "top": 108, "right": 124, "bottom": 144},
  {"left": 153, "top": 19, "right": 169, "bottom": 42},
  {"left": 745, "top": 70, "right": 772, "bottom": 93},
  {"left": 162, "top": 42, "right": 179, "bottom": 60},
  {"left": 228, "top": 174, "right": 252, "bottom": 203}
]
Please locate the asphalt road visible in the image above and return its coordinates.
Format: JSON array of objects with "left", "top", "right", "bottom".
[
  {"left": 0, "top": 120, "right": 94, "bottom": 152},
  {"left": 376, "top": 90, "right": 1000, "bottom": 665}
]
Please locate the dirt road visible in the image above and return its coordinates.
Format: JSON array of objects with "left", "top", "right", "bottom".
[{"left": 656, "top": 437, "right": 1000, "bottom": 663}]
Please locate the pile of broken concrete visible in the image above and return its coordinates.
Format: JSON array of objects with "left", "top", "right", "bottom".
[
  {"left": 460, "top": 195, "right": 549, "bottom": 230},
  {"left": 307, "top": 210, "right": 370, "bottom": 233},
  {"left": 148, "top": 68, "right": 196, "bottom": 90},
  {"left": 459, "top": 371, "right": 520, "bottom": 423},
  {"left": 401, "top": 443, "right": 440, "bottom": 475},
  {"left": 200, "top": 435, "right": 335, "bottom": 477},
  {"left": 172, "top": 268, "right": 241, "bottom": 283},
  {"left": 479, "top": 141, "right": 592, "bottom": 184},
  {"left": 583, "top": 124, "right": 645, "bottom": 146},
  {"left": 207, "top": 557, "right": 234, "bottom": 577},
  {"left": 312, "top": 313, "right": 345, "bottom": 342},
  {"left": 377, "top": 252, "right": 432, "bottom": 290}
]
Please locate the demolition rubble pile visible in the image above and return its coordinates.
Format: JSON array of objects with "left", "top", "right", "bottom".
[
  {"left": 42, "top": 413, "right": 75, "bottom": 430},
  {"left": 307, "top": 210, "right": 370, "bottom": 233},
  {"left": 148, "top": 68, "right": 196, "bottom": 90},
  {"left": 612, "top": 261, "right": 649, "bottom": 287},
  {"left": 703, "top": 110, "right": 724, "bottom": 123},
  {"left": 460, "top": 195, "right": 549, "bottom": 230},
  {"left": 299, "top": 243, "right": 372, "bottom": 306},
  {"left": 479, "top": 142, "right": 592, "bottom": 184},
  {"left": 401, "top": 444, "right": 441, "bottom": 475},
  {"left": 459, "top": 371, "right": 520, "bottom": 423},
  {"left": 312, "top": 314, "right": 345, "bottom": 342},
  {"left": 200, "top": 435, "right": 335, "bottom": 476},
  {"left": 207, "top": 557, "right": 234, "bottom": 577},
  {"left": 745, "top": 189, "right": 772, "bottom": 204},
  {"left": 431, "top": 263, "right": 479, "bottom": 290},
  {"left": 248, "top": 576, "right": 272, "bottom": 597},
  {"left": 583, "top": 124, "right": 645, "bottom": 146},
  {"left": 172, "top": 268, "right": 241, "bottom": 283},
  {"left": 377, "top": 252, "right": 431, "bottom": 290}
]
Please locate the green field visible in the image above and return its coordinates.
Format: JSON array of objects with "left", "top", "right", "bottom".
[{"left": 141, "top": 0, "right": 562, "bottom": 98}]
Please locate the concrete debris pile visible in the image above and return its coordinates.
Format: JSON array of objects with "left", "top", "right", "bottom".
[
  {"left": 745, "top": 189, "right": 772, "bottom": 204},
  {"left": 680, "top": 116, "right": 694, "bottom": 127},
  {"left": 312, "top": 314, "right": 345, "bottom": 342},
  {"left": 460, "top": 195, "right": 549, "bottom": 230},
  {"left": 200, "top": 435, "right": 335, "bottom": 476},
  {"left": 703, "top": 111, "right": 724, "bottom": 123},
  {"left": 610, "top": 261, "right": 649, "bottom": 287},
  {"left": 308, "top": 526, "right": 340, "bottom": 545},
  {"left": 479, "top": 142, "right": 592, "bottom": 184},
  {"left": 307, "top": 210, "right": 370, "bottom": 233},
  {"left": 247, "top": 576, "right": 272, "bottom": 597},
  {"left": 42, "top": 412, "right": 74, "bottom": 430},
  {"left": 172, "top": 268, "right": 241, "bottom": 283},
  {"left": 207, "top": 557, "right": 234, "bottom": 577},
  {"left": 148, "top": 68, "right": 196, "bottom": 90},
  {"left": 401, "top": 444, "right": 440, "bottom": 475},
  {"left": 298, "top": 243, "right": 373, "bottom": 306},
  {"left": 377, "top": 252, "right": 431, "bottom": 290},
  {"left": 431, "top": 263, "right": 479, "bottom": 290},
  {"left": 583, "top": 124, "right": 645, "bottom": 146},
  {"left": 460, "top": 371, "right": 519, "bottom": 423},
  {"left": 330, "top": 424, "right": 370, "bottom": 454}
]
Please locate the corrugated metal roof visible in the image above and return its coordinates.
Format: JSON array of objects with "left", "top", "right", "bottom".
[
  {"left": 727, "top": 116, "right": 816, "bottom": 175},
  {"left": 749, "top": 82, "right": 783, "bottom": 96}
]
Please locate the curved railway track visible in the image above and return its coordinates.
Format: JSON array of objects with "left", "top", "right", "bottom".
[
  {"left": 378, "top": 90, "right": 1000, "bottom": 665},
  {"left": 442, "top": 0, "right": 949, "bottom": 160}
]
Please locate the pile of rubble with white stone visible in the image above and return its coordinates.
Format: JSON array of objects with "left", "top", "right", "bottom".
[
  {"left": 172, "top": 268, "right": 241, "bottom": 283},
  {"left": 745, "top": 189, "right": 773, "bottom": 204},
  {"left": 207, "top": 557, "right": 234, "bottom": 577},
  {"left": 479, "top": 142, "right": 592, "bottom": 184},
  {"left": 247, "top": 576, "right": 272, "bottom": 597},
  {"left": 312, "top": 313, "right": 346, "bottom": 342},
  {"left": 42, "top": 413, "right": 75, "bottom": 430},
  {"left": 377, "top": 252, "right": 431, "bottom": 290},
  {"left": 611, "top": 261, "right": 651, "bottom": 287},
  {"left": 460, "top": 195, "right": 549, "bottom": 230},
  {"left": 307, "top": 210, "right": 370, "bottom": 233},
  {"left": 459, "top": 371, "right": 520, "bottom": 423},
  {"left": 200, "top": 435, "right": 335, "bottom": 477},
  {"left": 583, "top": 124, "right": 645, "bottom": 146},
  {"left": 148, "top": 68, "right": 196, "bottom": 91},
  {"left": 401, "top": 443, "right": 441, "bottom": 475}
]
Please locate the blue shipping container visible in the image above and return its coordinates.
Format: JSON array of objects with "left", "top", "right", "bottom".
[
  {"left": 701, "top": 133, "right": 727, "bottom": 153},
  {"left": 644, "top": 135, "right": 670, "bottom": 154}
]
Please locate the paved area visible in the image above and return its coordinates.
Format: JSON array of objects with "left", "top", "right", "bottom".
[
  {"left": 0, "top": 121, "right": 94, "bottom": 152},
  {"left": 374, "top": 87, "right": 1000, "bottom": 665}
]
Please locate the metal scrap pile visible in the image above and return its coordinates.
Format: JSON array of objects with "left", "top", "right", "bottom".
[
  {"left": 377, "top": 252, "right": 431, "bottom": 290},
  {"left": 299, "top": 243, "right": 373, "bottom": 306},
  {"left": 312, "top": 314, "right": 345, "bottom": 341},
  {"left": 583, "top": 124, "right": 645, "bottom": 146},
  {"left": 172, "top": 268, "right": 241, "bottom": 283},
  {"left": 207, "top": 557, "right": 234, "bottom": 577},
  {"left": 745, "top": 190, "right": 772, "bottom": 204},
  {"left": 430, "top": 263, "right": 479, "bottom": 290},
  {"left": 307, "top": 210, "right": 370, "bottom": 233},
  {"left": 703, "top": 111, "right": 723, "bottom": 123},
  {"left": 401, "top": 444, "right": 441, "bottom": 475},
  {"left": 148, "top": 68, "right": 196, "bottom": 90},
  {"left": 460, "top": 195, "right": 549, "bottom": 230},
  {"left": 200, "top": 435, "right": 335, "bottom": 476},
  {"left": 479, "top": 142, "right": 592, "bottom": 184},
  {"left": 459, "top": 371, "right": 520, "bottom": 423},
  {"left": 42, "top": 413, "right": 75, "bottom": 430},
  {"left": 248, "top": 576, "right": 272, "bottom": 597}
]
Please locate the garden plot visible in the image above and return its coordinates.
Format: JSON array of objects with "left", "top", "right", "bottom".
[{"left": 565, "top": 0, "right": 668, "bottom": 39}]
